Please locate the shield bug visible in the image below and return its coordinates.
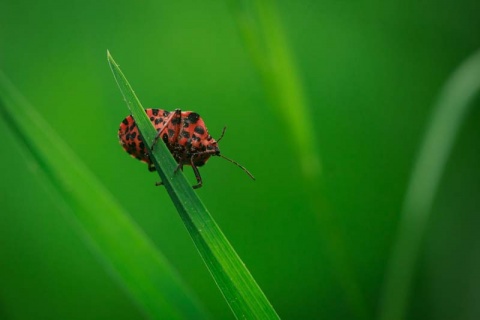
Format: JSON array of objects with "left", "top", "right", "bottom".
[{"left": 118, "top": 108, "right": 255, "bottom": 188}]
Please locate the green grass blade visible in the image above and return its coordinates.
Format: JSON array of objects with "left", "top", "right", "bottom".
[
  {"left": 0, "top": 71, "right": 207, "bottom": 320},
  {"left": 228, "top": 1, "right": 369, "bottom": 318},
  {"left": 107, "top": 51, "right": 280, "bottom": 319},
  {"left": 230, "top": 0, "right": 321, "bottom": 179},
  {"left": 379, "top": 49, "right": 480, "bottom": 320}
]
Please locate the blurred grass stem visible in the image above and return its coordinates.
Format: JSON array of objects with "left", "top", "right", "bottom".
[
  {"left": 0, "top": 71, "right": 207, "bottom": 320},
  {"left": 228, "top": 1, "right": 369, "bottom": 318},
  {"left": 379, "top": 49, "right": 480, "bottom": 320}
]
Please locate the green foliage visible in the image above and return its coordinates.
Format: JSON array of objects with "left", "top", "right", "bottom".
[
  {"left": 108, "top": 51, "right": 280, "bottom": 320},
  {"left": 379, "top": 49, "right": 480, "bottom": 320},
  {"left": 0, "top": 71, "right": 206, "bottom": 320},
  {"left": 1, "top": 1, "right": 480, "bottom": 319},
  {"left": 229, "top": 1, "right": 368, "bottom": 318}
]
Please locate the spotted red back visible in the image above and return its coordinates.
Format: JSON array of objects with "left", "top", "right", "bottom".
[
  {"left": 118, "top": 108, "right": 217, "bottom": 167},
  {"left": 118, "top": 108, "right": 254, "bottom": 188}
]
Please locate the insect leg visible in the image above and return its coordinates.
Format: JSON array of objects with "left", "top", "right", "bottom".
[
  {"left": 146, "top": 157, "right": 164, "bottom": 186},
  {"left": 174, "top": 162, "right": 184, "bottom": 173},
  {"left": 190, "top": 156, "right": 203, "bottom": 189},
  {"left": 151, "top": 109, "right": 181, "bottom": 150},
  {"left": 174, "top": 139, "right": 192, "bottom": 174}
]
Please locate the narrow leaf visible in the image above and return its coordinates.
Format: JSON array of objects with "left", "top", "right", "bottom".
[
  {"left": 108, "top": 51, "right": 280, "bottom": 319},
  {"left": 379, "top": 49, "right": 480, "bottom": 320},
  {"left": 0, "top": 71, "right": 206, "bottom": 320},
  {"left": 228, "top": 1, "right": 369, "bottom": 318}
]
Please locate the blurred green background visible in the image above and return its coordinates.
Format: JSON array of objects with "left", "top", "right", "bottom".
[{"left": 1, "top": 0, "right": 479, "bottom": 319}]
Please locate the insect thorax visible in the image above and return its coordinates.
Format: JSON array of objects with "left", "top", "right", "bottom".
[{"left": 167, "top": 140, "right": 219, "bottom": 167}]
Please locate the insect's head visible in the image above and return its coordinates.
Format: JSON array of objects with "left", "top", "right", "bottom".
[{"left": 214, "top": 127, "right": 255, "bottom": 181}]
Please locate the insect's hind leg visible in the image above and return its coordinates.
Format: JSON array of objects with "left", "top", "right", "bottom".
[
  {"left": 151, "top": 109, "right": 182, "bottom": 150},
  {"left": 147, "top": 163, "right": 164, "bottom": 186}
]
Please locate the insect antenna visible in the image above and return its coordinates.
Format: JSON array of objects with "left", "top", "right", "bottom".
[
  {"left": 217, "top": 126, "right": 227, "bottom": 142},
  {"left": 218, "top": 154, "right": 255, "bottom": 180},
  {"left": 215, "top": 126, "right": 254, "bottom": 180}
]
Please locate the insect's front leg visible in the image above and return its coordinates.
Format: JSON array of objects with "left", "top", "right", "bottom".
[
  {"left": 174, "top": 162, "right": 184, "bottom": 173},
  {"left": 190, "top": 155, "right": 203, "bottom": 189}
]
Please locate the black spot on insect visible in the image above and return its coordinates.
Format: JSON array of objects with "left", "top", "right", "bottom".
[
  {"left": 163, "top": 111, "right": 170, "bottom": 117},
  {"left": 131, "top": 132, "right": 137, "bottom": 139},
  {"left": 125, "top": 133, "right": 131, "bottom": 141},
  {"left": 128, "top": 142, "right": 136, "bottom": 149},
  {"left": 122, "top": 118, "right": 129, "bottom": 125},
  {"left": 139, "top": 141, "right": 145, "bottom": 149},
  {"left": 172, "top": 117, "right": 181, "bottom": 125},
  {"left": 194, "top": 126, "right": 205, "bottom": 135},
  {"left": 201, "top": 145, "right": 207, "bottom": 151},
  {"left": 168, "top": 129, "right": 175, "bottom": 137},
  {"left": 162, "top": 134, "right": 168, "bottom": 143},
  {"left": 207, "top": 135, "right": 212, "bottom": 141},
  {"left": 188, "top": 113, "right": 200, "bottom": 124},
  {"left": 154, "top": 118, "right": 163, "bottom": 125},
  {"left": 152, "top": 109, "right": 159, "bottom": 116},
  {"left": 183, "top": 121, "right": 190, "bottom": 128},
  {"left": 129, "top": 124, "right": 136, "bottom": 131},
  {"left": 191, "top": 135, "right": 200, "bottom": 141},
  {"left": 181, "top": 131, "right": 190, "bottom": 138},
  {"left": 150, "top": 116, "right": 154, "bottom": 121},
  {"left": 206, "top": 145, "right": 214, "bottom": 150}
]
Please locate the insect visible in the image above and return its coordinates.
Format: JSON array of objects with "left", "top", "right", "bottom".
[{"left": 118, "top": 108, "right": 255, "bottom": 189}]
